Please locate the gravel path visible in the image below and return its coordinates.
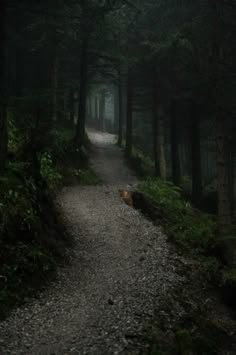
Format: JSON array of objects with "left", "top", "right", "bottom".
[{"left": 0, "top": 132, "right": 185, "bottom": 355}]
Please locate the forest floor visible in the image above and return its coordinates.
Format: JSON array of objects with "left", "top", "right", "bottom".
[{"left": 0, "top": 131, "right": 235, "bottom": 354}]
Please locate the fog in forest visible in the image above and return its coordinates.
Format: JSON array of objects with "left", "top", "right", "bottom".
[{"left": 0, "top": 1, "right": 236, "bottom": 354}]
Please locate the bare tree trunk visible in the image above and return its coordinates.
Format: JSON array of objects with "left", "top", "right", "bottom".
[
  {"left": 152, "top": 68, "right": 167, "bottom": 179},
  {"left": 216, "top": 108, "right": 233, "bottom": 263},
  {"left": 191, "top": 100, "right": 203, "bottom": 207},
  {"left": 229, "top": 114, "right": 236, "bottom": 222},
  {"left": 75, "top": 36, "right": 88, "bottom": 148},
  {"left": 233, "top": 126, "right": 236, "bottom": 222},
  {"left": 234, "top": 167, "right": 236, "bottom": 222},
  {"left": 73, "top": 91, "right": 79, "bottom": 125},
  {"left": 52, "top": 54, "right": 59, "bottom": 122},
  {"left": 125, "top": 70, "right": 133, "bottom": 158},
  {"left": 114, "top": 86, "right": 119, "bottom": 136},
  {"left": 63, "top": 84, "right": 70, "bottom": 121},
  {"left": 69, "top": 87, "right": 74, "bottom": 122},
  {"left": 87, "top": 93, "right": 92, "bottom": 120},
  {"left": 170, "top": 98, "right": 181, "bottom": 186},
  {"left": 210, "top": 1, "right": 235, "bottom": 264},
  {"left": 152, "top": 72, "right": 160, "bottom": 177},
  {"left": 0, "top": 0, "right": 8, "bottom": 172},
  {"left": 158, "top": 108, "right": 167, "bottom": 179},
  {"left": 95, "top": 96, "right": 99, "bottom": 128},
  {"left": 118, "top": 71, "right": 123, "bottom": 146},
  {"left": 99, "top": 92, "right": 105, "bottom": 132}
]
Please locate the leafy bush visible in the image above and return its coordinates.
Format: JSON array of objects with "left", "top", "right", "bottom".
[
  {"left": 0, "top": 161, "right": 63, "bottom": 319},
  {"left": 50, "top": 128, "right": 75, "bottom": 160},
  {"left": 7, "top": 111, "right": 22, "bottom": 153},
  {"left": 139, "top": 178, "right": 217, "bottom": 253},
  {"left": 0, "top": 240, "right": 54, "bottom": 313},
  {"left": 40, "top": 152, "right": 62, "bottom": 191},
  {"left": 0, "top": 122, "right": 88, "bottom": 319},
  {"left": 0, "top": 162, "right": 40, "bottom": 235}
]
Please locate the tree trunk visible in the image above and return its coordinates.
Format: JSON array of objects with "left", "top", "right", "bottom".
[
  {"left": 0, "top": 0, "right": 8, "bottom": 172},
  {"left": 152, "top": 96, "right": 160, "bottom": 177},
  {"left": 191, "top": 100, "right": 203, "bottom": 207},
  {"left": 69, "top": 88, "right": 74, "bottom": 122},
  {"left": 170, "top": 98, "right": 181, "bottom": 185},
  {"left": 216, "top": 108, "right": 233, "bottom": 263},
  {"left": 152, "top": 69, "right": 165, "bottom": 178},
  {"left": 125, "top": 70, "right": 133, "bottom": 158},
  {"left": 91, "top": 96, "right": 95, "bottom": 124},
  {"left": 228, "top": 113, "right": 236, "bottom": 222},
  {"left": 233, "top": 162, "right": 236, "bottom": 222},
  {"left": 118, "top": 71, "right": 123, "bottom": 146},
  {"left": 87, "top": 94, "right": 92, "bottom": 120},
  {"left": 114, "top": 86, "right": 119, "bottom": 135},
  {"left": 233, "top": 121, "right": 236, "bottom": 222},
  {"left": 63, "top": 84, "right": 70, "bottom": 121},
  {"left": 75, "top": 36, "right": 88, "bottom": 148},
  {"left": 95, "top": 96, "right": 99, "bottom": 128},
  {"left": 99, "top": 92, "right": 105, "bottom": 132},
  {"left": 52, "top": 54, "right": 59, "bottom": 122},
  {"left": 73, "top": 91, "right": 79, "bottom": 125},
  {"left": 158, "top": 108, "right": 167, "bottom": 179},
  {"left": 210, "top": 1, "right": 234, "bottom": 264}
]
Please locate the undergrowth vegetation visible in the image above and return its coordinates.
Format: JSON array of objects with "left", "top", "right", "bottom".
[
  {"left": 0, "top": 160, "right": 62, "bottom": 319},
  {"left": 0, "top": 116, "right": 97, "bottom": 319},
  {"left": 128, "top": 147, "right": 236, "bottom": 312},
  {"left": 129, "top": 147, "right": 155, "bottom": 177},
  {"left": 73, "top": 167, "right": 100, "bottom": 185},
  {"left": 136, "top": 179, "right": 236, "bottom": 354},
  {"left": 138, "top": 177, "right": 236, "bottom": 311},
  {"left": 139, "top": 178, "right": 217, "bottom": 254}
]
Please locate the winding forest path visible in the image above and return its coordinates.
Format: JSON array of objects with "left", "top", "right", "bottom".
[{"left": 0, "top": 132, "right": 185, "bottom": 354}]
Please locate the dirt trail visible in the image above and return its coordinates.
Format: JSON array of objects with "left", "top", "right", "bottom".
[{"left": 0, "top": 132, "right": 185, "bottom": 354}]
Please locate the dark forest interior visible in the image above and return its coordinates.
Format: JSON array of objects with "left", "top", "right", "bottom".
[{"left": 0, "top": 1, "right": 236, "bottom": 354}]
